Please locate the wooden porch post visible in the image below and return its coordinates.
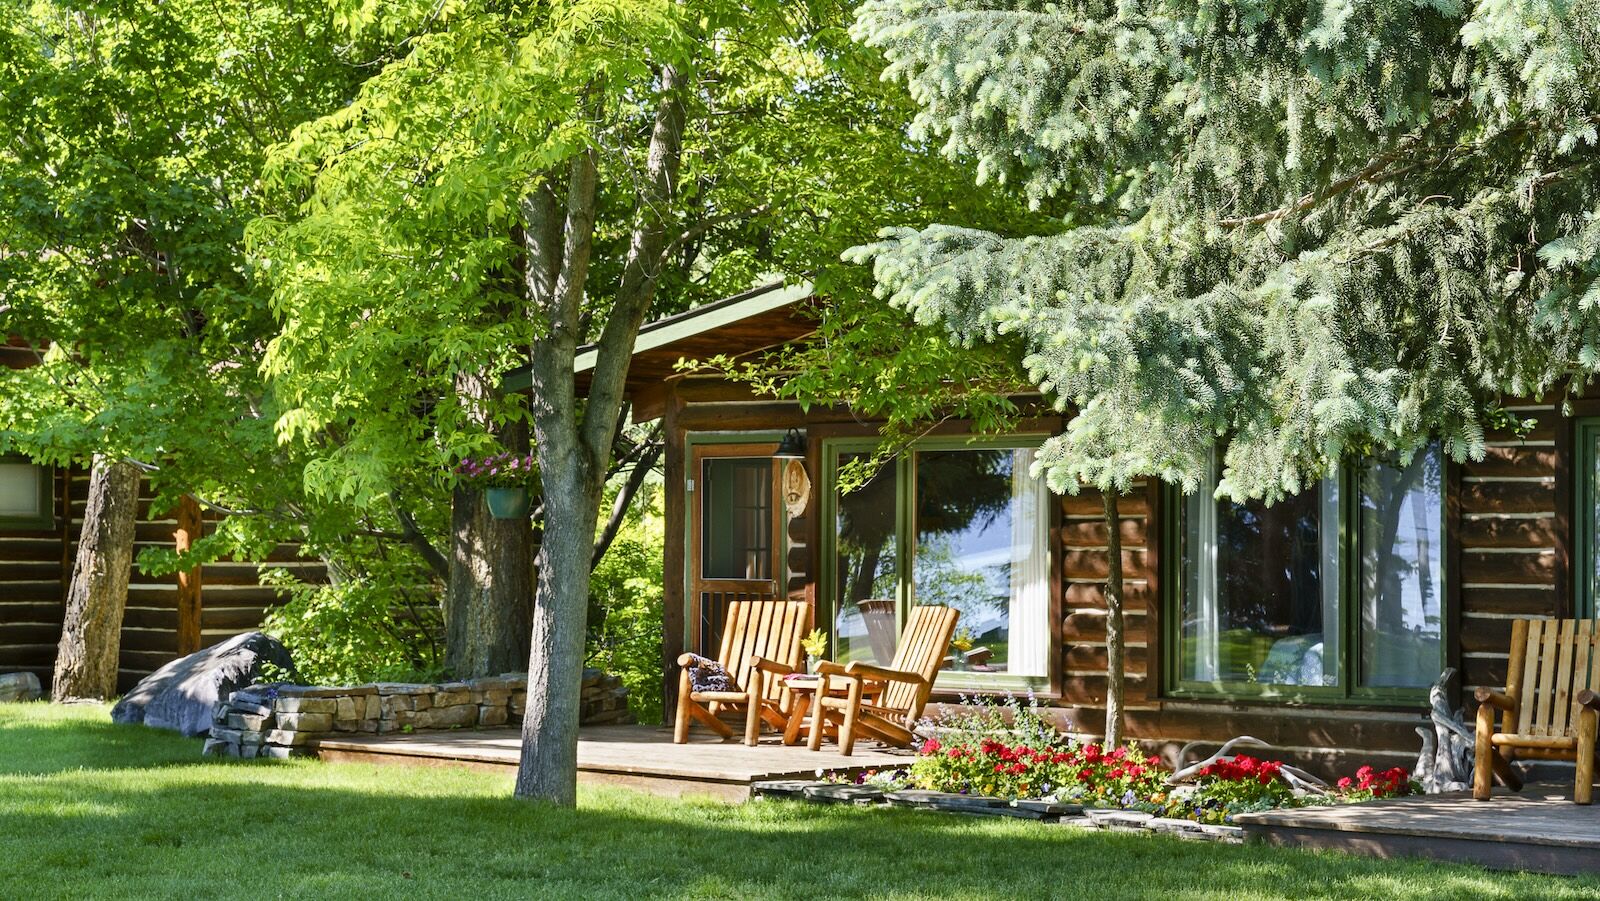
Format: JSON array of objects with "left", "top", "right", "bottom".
[{"left": 175, "top": 495, "right": 203, "bottom": 656}]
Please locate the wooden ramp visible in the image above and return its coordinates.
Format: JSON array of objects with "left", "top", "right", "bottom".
[
  {"left": 315, "top": 724, "right": 910, "bottom": 802},
  {"left": 1235, "top": 788, "right": 1600, "bottom": 876}
]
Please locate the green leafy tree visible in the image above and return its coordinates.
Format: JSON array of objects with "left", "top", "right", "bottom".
[
  {"left": 849, "top": 0, "right": 1600, "bottom": 742},
  {"left": 0, "top": 0, "right": 393, "bottom": 696},
  {"left": 259, "top": 0, "right": 1066, "bottom": 803}
]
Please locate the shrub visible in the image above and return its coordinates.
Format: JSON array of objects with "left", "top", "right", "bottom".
[
  {"left": 587, "top": 482, "right": 665, "bottom": 724},
  {"left": 260, "top": 568, "right": 444, "bottom": 686}
]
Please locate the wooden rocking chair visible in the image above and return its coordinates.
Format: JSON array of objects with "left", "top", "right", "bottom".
[
  {"left": 1473, "top": 618, "right": 1600, "bottom": 804},
  {"left": 808, "top": 605, "right": 959, "bottom": 756},
  {"left": 673, "top": 600, "right": 810, "bottom": 747}
]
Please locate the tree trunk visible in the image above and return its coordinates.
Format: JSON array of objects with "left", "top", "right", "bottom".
[
  {"left": 445, "top": 388, "right": 535, "bottom": 679},
  {"left": 52, "top": 456, "right": 140, "bottom": 700},
  {"left": 514, "top": 440, "right": 602, "bottom": 805},
  {"left": 515, "top": 65, "right": 685, "bottom": 805},
  {"left": 1102, "top": 489, "right": 1125, "bottom": 747}
]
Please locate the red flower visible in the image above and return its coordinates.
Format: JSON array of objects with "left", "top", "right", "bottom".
[
  {"left": 920, "top": 738, "right": 941, "bottom": 755},
  {"left": 1083, "top": 744, "right": 1103, "bottom": 763},
  {"left": 1337, "top": 777, "right": 1353, "bottom": 790}
]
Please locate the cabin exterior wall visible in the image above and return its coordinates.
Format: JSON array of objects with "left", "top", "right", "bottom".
[
  {"left": 659, "top": 375, "right": 1575, "bottom": 778},
  {"left": 2, "top": 340, "right": 312, "bottom": 695}
]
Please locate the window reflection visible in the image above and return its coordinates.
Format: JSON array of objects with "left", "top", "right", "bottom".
[
  {"left": 1359, "top": 448, "right": 1444, "bottom": 689},
  {"left": 914, "top": 449, "right": 1047, "bottom": 676},
  {"left": 834, "top": 454, "right": 898, "bottom": 665},
  {"left": 1183, "top": 478, "right": 1340, "bottom": 687}
]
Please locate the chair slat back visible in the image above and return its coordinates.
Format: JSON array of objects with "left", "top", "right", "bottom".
[
  {"left": 1511, "top": 618, "right": 1600, "bottom": 737},
  {"left": 882, "top": 605, "right": 960, "bottom": 714},
  {"left": 718, "top": 599, "right": 810, "bottom": 702}
]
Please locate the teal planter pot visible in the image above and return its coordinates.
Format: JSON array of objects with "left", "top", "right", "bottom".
[{"left": 485, "top": 487, "right": 532, "bottom": 520}]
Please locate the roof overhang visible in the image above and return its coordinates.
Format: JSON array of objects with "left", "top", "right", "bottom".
[{"left": 500, "top": 280, "right": 816, "bottom": 397}]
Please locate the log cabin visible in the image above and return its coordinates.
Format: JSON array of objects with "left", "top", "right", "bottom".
[
  {"left": 506, "top": 281, "right": 1583, "bottom": 778},
  {"left": 1, "top": 337, "right": 311, "bottom": 694}
]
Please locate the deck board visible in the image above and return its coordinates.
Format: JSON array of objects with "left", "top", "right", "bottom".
[
  {"left": 314, "top": 725, "right": 910, "bottom": 801},
  {"left": 1235, "top": 788, "right": 1600, "bottom": 875}
]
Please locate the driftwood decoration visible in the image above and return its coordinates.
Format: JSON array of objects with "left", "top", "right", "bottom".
[
  {"left": 1168, "top": 735, "right": 1329, "bottom": 795},
  {"left": 1414, "top": 667, "right": 1475, "bottom": 794}
]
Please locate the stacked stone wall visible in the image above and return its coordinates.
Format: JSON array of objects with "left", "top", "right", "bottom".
[{"left": 203, "top": 669, "right": 631, "bottom": 758}]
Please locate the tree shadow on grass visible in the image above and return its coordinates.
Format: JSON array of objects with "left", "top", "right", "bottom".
[
  {"left": 1, "top": 770, "right": 1595, "bottom": 901},
  {"left": 0, "top": 710, "right": 210, "bottom": 776}
]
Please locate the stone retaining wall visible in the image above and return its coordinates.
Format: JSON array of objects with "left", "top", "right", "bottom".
[{"left": 203, "top": 669, "right": 630, "bottom": 759}]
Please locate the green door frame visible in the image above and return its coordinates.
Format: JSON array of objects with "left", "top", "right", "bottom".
[{"left": 1574, "top": 419, "right": 1600, "bottom": 619}]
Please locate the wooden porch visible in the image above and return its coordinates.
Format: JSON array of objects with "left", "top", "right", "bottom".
[
  {"left": 1235, "top": 787, "right": 1600, "bottom": 876},
  {"left": 314, "top": 724, "right": 910, "bottom": 802}
]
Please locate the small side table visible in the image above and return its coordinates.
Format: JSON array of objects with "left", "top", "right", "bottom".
[{"left": 778, "top": 674, "right": 847, "bottom": 746}]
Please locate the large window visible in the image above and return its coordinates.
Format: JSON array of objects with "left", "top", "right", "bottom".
[
  {"left": 0, "top": 458, "right": 52, "bottom": 530},
  {"left": 1174, "top": 446, "right": 1445, "bottom": 699},
  {"left": 827, "top": 437, "right": 1052, "bottom": 690}
]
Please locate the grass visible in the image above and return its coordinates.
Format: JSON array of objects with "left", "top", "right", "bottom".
[{"left": 0, "top": 704, "right": 1594, "bottom": 900}]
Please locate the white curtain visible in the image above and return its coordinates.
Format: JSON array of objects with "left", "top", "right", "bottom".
[
  {"left": 1008, "top": 449, "right": 1050, "bottom": 677},
  {"left": 1316, "top": 477, "right": 1341, "bottom": 686},
  {"left": 1185, "top": 453, "right": 1220, "bottom": 681}
]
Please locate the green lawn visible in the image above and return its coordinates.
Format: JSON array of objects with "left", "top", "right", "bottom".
[{"left": 0, "top": 703, "right": 1592, "bottom": 900}]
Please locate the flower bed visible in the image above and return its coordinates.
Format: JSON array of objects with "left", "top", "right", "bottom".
[{"left": 813, "top": 696, "right": 1420, "bottom": 827}]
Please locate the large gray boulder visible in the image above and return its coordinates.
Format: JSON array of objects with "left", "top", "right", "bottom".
[
  {"left": 0, "top": 671, "right": 43, "bottom": 702},
  {"left": 111, "top": 632, "right": 295, "bottom": 736}
]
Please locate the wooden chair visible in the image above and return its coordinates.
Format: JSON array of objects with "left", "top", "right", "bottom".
[
  {"left": 1473, "top": 618, "right": 1600, "bottom": 804},
  {"left": 673, "top": 600, "right": 810, "bottom": 747},
  {"left": 808, "top": 605, "right": 959, "bottom": 755}
]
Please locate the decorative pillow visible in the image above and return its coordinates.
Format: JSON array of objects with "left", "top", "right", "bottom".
[{"left": 684, "top": 653, "right": 735, "bottom": 693}]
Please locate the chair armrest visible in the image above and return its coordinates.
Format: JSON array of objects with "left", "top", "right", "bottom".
[
  {"left": 747, "top": 656, "right": 795, "bottom": 676},
  {"left": 815, "top": 660, "right": 850, "bottom": 677},
  {"left": 676, "top": 653, "right": 699, "bottom": 667},
  {"left": 1474, "top": 688, "right": 1517, "bottom": 712},
  {"left": 1579, "top": 689, "right": 1600, "bottom": 710},
  {"left": 844, "top": 661, "right": 927, "bottom": 687}
]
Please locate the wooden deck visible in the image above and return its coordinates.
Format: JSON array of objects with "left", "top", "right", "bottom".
[
  {"left": 315, "top": 724, "right": 910, "bottom": 802},
  {"left": 1235, "top": 787, "right": 1600, "bottom": 876}
]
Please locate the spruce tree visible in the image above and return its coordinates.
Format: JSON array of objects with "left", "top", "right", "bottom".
[{"left": 849, "top": 0, "right": 1600, "bottom": 742}]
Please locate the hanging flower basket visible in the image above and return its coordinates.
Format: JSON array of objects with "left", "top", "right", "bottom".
[
  {"left": 456, "top": 452, "right": 537, "bottom": 519},
  {"left": 485, "top": 486, "right": 532, "bottom": 520}
]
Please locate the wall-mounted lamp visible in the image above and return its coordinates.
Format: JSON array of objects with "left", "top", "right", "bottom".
[{"left": 773, "top": 428, "right": 807, "bottom": 460}]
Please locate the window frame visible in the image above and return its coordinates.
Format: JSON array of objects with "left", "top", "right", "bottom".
[
  {"left": 1162, "top": 451, "right": 1449, "bottom": 706},
  {"left": 819, "top": 433, "right": 1058, "bottom": 695},
  {"left": 0, "top": 456, "right": 54, "bottom": 531},
  {"left": 1575, "top": 419, "right": 1600, "bottom": 620}
]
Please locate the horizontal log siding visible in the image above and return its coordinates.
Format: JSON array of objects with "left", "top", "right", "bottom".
[
  {"left": 1, "top": 468, "right": 320, "bottom": 694},
  {"left": 1057, "top": 482, "right": 1159, "bottom": 711},
  {"left": 1458, "top": 403, "right": 1564, "bottom": 697}
]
